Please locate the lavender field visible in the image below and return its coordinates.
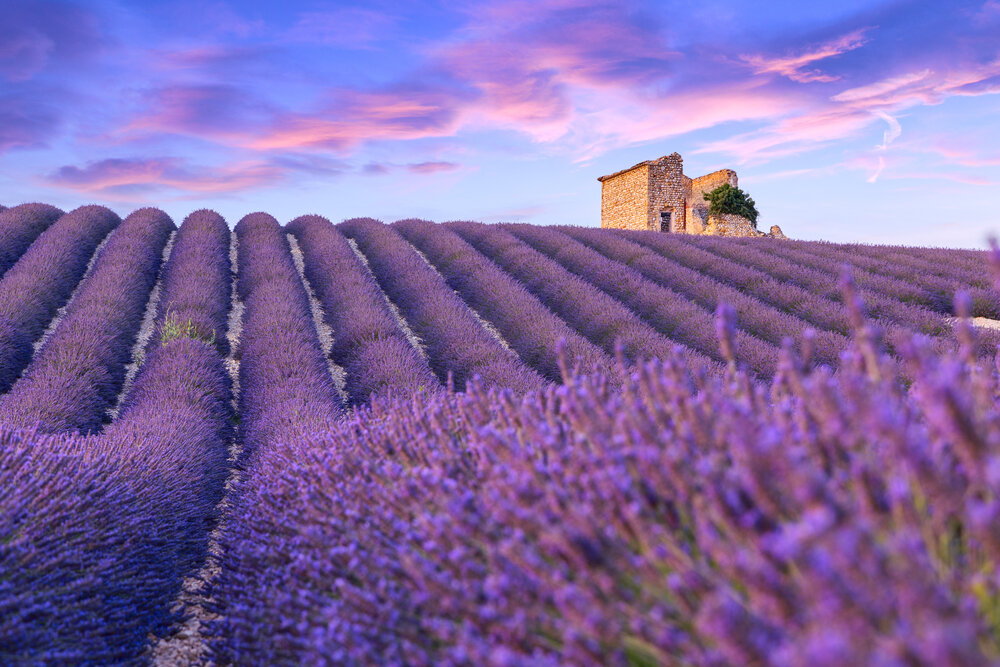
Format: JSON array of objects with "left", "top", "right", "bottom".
[{"left": 4, "top": 203, "right": 1000, "bottom": 665}]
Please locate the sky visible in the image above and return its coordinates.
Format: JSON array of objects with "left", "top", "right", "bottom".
[{"left": 1, "top": 0, "right": 999, "bottom": 247}]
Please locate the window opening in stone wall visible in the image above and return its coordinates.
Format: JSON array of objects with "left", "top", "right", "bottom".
[{"left": 660, "top": 210, "right": 672, "bottom": 233}]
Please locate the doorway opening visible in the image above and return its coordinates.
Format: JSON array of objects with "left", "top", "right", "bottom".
[{"left": 659, "top": 210, "right": 673, "bottom": 232}]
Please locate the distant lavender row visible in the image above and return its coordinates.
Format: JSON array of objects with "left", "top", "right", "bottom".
[
  {"left": 198, "top": 295, "right": 1000, "bottom": 664},
  {"left": 623, "top": 230, "right": 974, "bottom": 356},
  {"left": 693, "top": 234, "right": 950, "bottom": 334},
  {"left": 562, "top": 225, "right": 848, "bottom": 368},
  {"left": 395, "top": 218, "right": 614, "bottom": 381},
  {"left": 507, "top": 223, "right": 780, "bottom": 377},
  {"left": 617, "top": 229, "right": 852, "bottom": 335},
  {"left": 341, "top": 218, "right": 545, "bottom": 394},
  {"left": 697, "top": 233, "right": 1000, "bottom": 354},
  {"left": 0, "top": 205, "right": 120, "bottom": 393},
  {"left": 148, "top": 209, "right": 232, "bottom": 357},
  {"left": 287, "top": 215, "right": 439, "bottom": 404},
  {"left": 726, "top": 235, "right": 993, "bottom": 317},
  {"left": 0, "top": 208, "right": 173, "bottom": 434},
  {"left": 232, "top": 212, "right": 343, "bottom": 455},
  {"left": 779, "top": 237, "right": 992, "bottom": 297},
  {"left": 0, "top": 203, "right": 63, "bottom": 279},
  {"left": 1, "top": 337, "right": 232, "bottom": 662},
  {"left": 448, "top": 221, "right": 721, "bottom": 376}
]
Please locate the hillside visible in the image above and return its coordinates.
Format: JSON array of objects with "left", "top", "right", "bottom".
[{"left": 3, "top": 203, "right": 1000, "bottom": 664}]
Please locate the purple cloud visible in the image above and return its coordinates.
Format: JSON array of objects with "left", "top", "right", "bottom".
[
  {"left": 0, "top": 1, "right": 103, "bottom": 81},
  {"left": 0, "top": 93, "right": 59, "bottom": 151},
  {"left": 47, "top": 157, "right": 283, "bottom": 197}
]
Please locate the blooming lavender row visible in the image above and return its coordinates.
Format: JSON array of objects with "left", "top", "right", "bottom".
[
  {"left": 0, "top": 205, "right": 120, "bottom": 393},
  {"left": 1, "top": 337, "right": 232, "bottom": 663},
  {"left": 747, "top": 236, "right": 998, "bottom": 318},
  {"left": 0, "top": 208, "right": 173, "bottom": 433},
  {"left": 622, "top": 229, "right": 969, "bottom": 356},
  {"left": 447, "top": 221, "right": 721, "bottom": 376},
  {"left": 794, "top": 238, "right": 992, "bottom": 292},
  {"left": 506, "top": 223, "right": 781, "bottom": 376},
  {"left": 205, "top": 215, "right": 353, "bottom": 660},
  {"left": 0, "top": 203, "right": 63, "bottom": 279},
  {"left": 147, "top": 209, "right": 232, "bottom": 357},
  {"left": 615, "top": 228, "right": 852, "bottom": 335},
  {"left": 724, "top": 235, "right": 973, "bottom": 314},
  {"left": 562, "top": 225, "right": 849, "bottom": 368},
  {"left": 340, "top": 217, "right": 546, "bottom": 394},
  {"left": 285, "top": 215, "right": 439, "bottom": 404},
  {"left": 233, "top": 212, "right": 344, "bottom": 454},
  {"left": 394, "top": 218, "right": 615, "bottom": 381},
  {"left": 696, "top": 234, "right": 948, "bottom": 331},
  {"left": 200, "top": 292, "right": 1000, "bottom": 664},
  {"left": 697, "top": 233, "right": 1000, "bottom": 355}
]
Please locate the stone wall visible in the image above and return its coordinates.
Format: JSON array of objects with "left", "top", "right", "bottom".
[
  {"left": 599, "top": 163, "right": 650, "bottom": 230},
  {"left": 703, "top": 213, "right": 765, "bottom": 237},
  {"left": 646, "top": 153, "right": 686, "bottom": 232}
]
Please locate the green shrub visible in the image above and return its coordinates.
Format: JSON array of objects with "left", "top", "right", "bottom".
[
  {"left": 160, "top": 311, "right": 215, "bottom": 347},
  {"left": 703, "top": 184, "right": 759, "bottom": 228}
]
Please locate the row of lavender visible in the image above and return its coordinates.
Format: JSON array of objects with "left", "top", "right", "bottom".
[{"left": 1, "top": 209, "right": 232, "bottom": 662}]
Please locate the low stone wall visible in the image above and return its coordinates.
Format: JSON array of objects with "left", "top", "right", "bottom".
[
  {"left": 698, "top": 215, "right": 788, "bottom": 239},
  {"left": 703, "top": 213, "right": 765, "bottom": 237}
]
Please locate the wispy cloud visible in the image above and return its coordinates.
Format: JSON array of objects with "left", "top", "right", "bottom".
[
  {"left": 740, "top": 28, "right": 872, "bottom": 83},
  {"left": 47, "top": 157, "right": 282, "bottom": 197}
]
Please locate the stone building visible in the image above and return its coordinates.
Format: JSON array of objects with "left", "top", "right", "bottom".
[{"left": 598, "top": 152, "right": 784, "bottom": 237}]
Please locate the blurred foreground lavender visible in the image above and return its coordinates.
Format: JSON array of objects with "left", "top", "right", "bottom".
[{"left": 209, "top": 284, "right": 1000, "bottom": 666}]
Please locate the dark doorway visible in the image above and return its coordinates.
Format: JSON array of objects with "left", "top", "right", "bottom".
[{"left": 660, "top": 210, "right": 672, "bottom": 232}]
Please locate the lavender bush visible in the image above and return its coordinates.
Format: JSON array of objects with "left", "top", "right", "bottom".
[
  {"left": 286, "top": 214, "right": 439, "bottom": 403},
  {"left": 0, "top": 203, "right": 63, "bottom": 279},
  {"left": 340, "top": 217, "right": 545, "bottom": 394},
  {"left": 394, "top": 218, "right": 614, "bottom": 381},
  {"left": 0, "top": 208, "right": 173, "bottom": 433},
  {"left": 0, "top": 205, "right": 120, "bottom": 393},
  {"left": 204, "top": 281, "right": 1000, "bottom": 665}
]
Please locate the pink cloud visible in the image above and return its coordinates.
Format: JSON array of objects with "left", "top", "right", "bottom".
[
  {"left": 47, "top": 157, "right": 282, "bottom": 197},
  {"left": 121, "top": 84, "right": 275, "bottom": 139},
  {"left": 740, "top": 28, "right": 872, "bottom": 83},
  {"left": 362, "top": 160, "right": 462, "bottom": 175},
  {"left": 696, "top": 58, "right": 1000, "bottom": 165},
  {"left": 407, "top": 161, "right": 460, "bottom": 174},
  {"left": 244, "top": 87, "right": 471, "bottom": 151}
]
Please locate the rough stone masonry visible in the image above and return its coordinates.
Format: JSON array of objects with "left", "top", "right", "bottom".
[{"left": 598, "top": 152, "right": 785, "bottom": 238}]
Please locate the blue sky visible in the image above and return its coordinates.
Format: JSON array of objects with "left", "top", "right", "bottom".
[{"left": 2, "top": 0, "right": 999, "bottom": 246}]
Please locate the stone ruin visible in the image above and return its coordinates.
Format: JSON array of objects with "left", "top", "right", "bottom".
[{"left": 597, "top": 152, "right": 786, "bottom": 238}]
